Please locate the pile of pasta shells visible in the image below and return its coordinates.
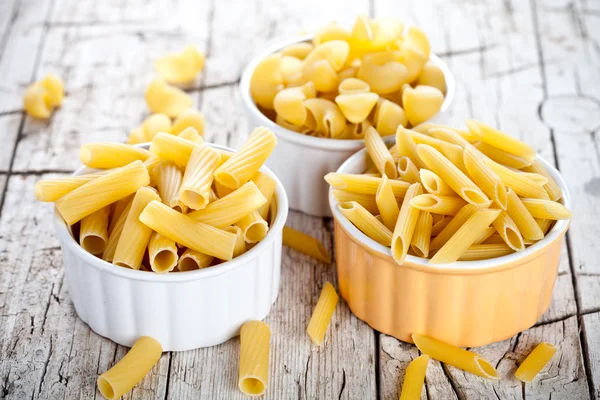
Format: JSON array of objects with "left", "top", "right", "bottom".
[{"left": 250, "top": 15, "right": 447, "bottom": 139}]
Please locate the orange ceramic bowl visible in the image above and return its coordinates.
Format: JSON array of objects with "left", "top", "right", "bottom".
[{"left": 330, "top": 148, "right": 571, "bottom": 347}]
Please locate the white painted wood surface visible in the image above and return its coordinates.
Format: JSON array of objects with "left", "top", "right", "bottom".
[{"left": 0, "top": 0, "right": 598, "bottom": 399}]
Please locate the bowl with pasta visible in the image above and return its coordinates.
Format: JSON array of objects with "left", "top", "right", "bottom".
[
  {"left": 39, "top": 127, "right": 288, "bottom": 351},
  {"left": 239, "top": 16, "right": 455, "bottom": 217},
  {"left": 327, "top": 121, "right": 571, "bottom": 347}
]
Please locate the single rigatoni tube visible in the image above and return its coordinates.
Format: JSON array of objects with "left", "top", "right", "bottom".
[
  {"left": 153, "top": 161, "right": 182, "bottom": 208},
  {"left": 397, "top": 156, "right": 420, "bottom": 184},
  {"left": 506, "top": 189, "right": 544, "bottom": 241},
  {"left": 224, "top": 226, "right": 247, "bottom": 257},
  {"left": 411, "top": 211, "right": 433, "bottom": 258},
  {"left": 251, "top": 171, "right": 277, "bottom": 220},
  {"left": 187, "top": 181, "right": 267, "bottom": 228},
  {"left": 463, "top": 144, "right": 508, "bottom": 209},
  {"left": 466, "top": 120, "right": 536, "bottom": 161},
  {"left": 97, "top": 336, "right": 163, "bottom": 400},
  {"left": 143, "top": 156, "right": 161, "bottom": 180},
  {"left": 431, "top": 216, "right": 451, "bottom": 236},
  {"left": 523, "top": 159, "right": 562, "bottom": 201},
  {"left": 409, "top": 194, "right": 467, "bottom": 216},
  {"left": 55, "top": 161, "right": 150, "bottom": 225},
  {"left": 332, "top": 190, "right": 378, "bottom": 214},
  {"left": 236, "top": 210, "right": 269, "bottom": 243},
  {"left": 148, "top": 232, "right": 178, "bottom": 273},
  {"left": 177, "top": 127, "right": 204, "bottom": 143},
  {"left": 282, "top": 226, "right": 331, "bottom": 263},
  {"left": 515, "top": 342, "right": 557, "bottom": 383},
  {"left": 139, "top": 200, "right": 236, "bottom": 260},
  {"left": 110, "top": 194, "right": 134, "bottom": 233},
  {"left": 473, "top": 140, "right": 532, "bottom": 169},
  {"left": 238, "top": 321, "right": 271, "bottom": 397},
  {"left": 492, "top": 211, "right": 525, "bottom": 251},
  {"left": 338, "top": 201, "right": 393, "bottom": 246},
  {"left": 484, "top": 159, "right": 549, "bottom": 199},
  {"left": 325, "top": 173, "right": 410, "bottom": 197},
  {"left": 430, "top": 208, "right": 501, "bottom": 264},
  {"left": 177, "top": 248, "right": 214, "bottom": 271},
  {"left": 399, "top": 355, "right": 429, "bottom": 400},
  {"left": 365, "top": 127, "right": 396, "bottom": 178},
  {"left": 396, "top": 126, "right": 425, "bottom": 169},
  {"left": 391, "top": 183, "right": 423, "bottom": 263},
  {"left": 35, "top": 173, "right": 103, "bottom": 202},
  {"left": 113, "top": 187, "right": 161, "bottom": 270},
  {"left": 412, "top": 333, "right": 499, "bottom": 379},
  {"left": 79, "top": 143, "right": 151, "bottom": 169},
  {"left": 520, "top": 198, "right": 571, "bottom": 220},
  {"left": 430, "top": 204, "right": 481, "bottom": 251},
  {"left": 103, "top": 201, "right": 133, "bottom": 262},
  {"left": 214, "top": 127, "right": 277, "bottom": 189},
  {"left": 416, "top": 144, "right": 490, "bottom": 207},
  {"left": 473, "top": 226, "right": 496, "bottom": 245},
  {"left": 406, "top": 129, "right": 464, "bottom": 167},
  {"left": 179, "top": 145, "right": 221, "bottom": 210},
  {"left": 149, "top": 132, "right": 198, "bottom": 168},
  {"left": 458, "top": 244, "right": 514, "bottom": 261},
  {"left": 419, "top": 169, "right": 455, "bottom": 196},
  {"left": 214, "top": 179, "right": 235, "bottom": 198},
  {"left": 80, "top": 206, "right": 110, "bottom": 255},
  {"left": 307, "top": 282, "right": 338, "bottom": 345},
  {"left": 376, "top": 175, "right": 400, "bottom": 230}
]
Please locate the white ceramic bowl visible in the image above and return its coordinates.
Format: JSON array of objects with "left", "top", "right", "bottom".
[
  {"left": 54, "top": 143, "right": 289, "bottom": 351},
  {"left": 240, "top": 34, "right": 455, "bottom": 217}
]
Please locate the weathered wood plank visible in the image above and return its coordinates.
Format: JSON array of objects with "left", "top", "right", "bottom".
[
  {"left": 0, "top": 174, "right": 7, "bottom": 207},
  {"left": 0, "top": 115, "right": 21, "bottom": 172},
  {"left": 582, "top": 312, "right": 600, "bottom": 400}
]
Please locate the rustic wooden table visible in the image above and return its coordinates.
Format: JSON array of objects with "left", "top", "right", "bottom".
[{"left": 0, "top": 0, "right": 598, "bottom": 398}]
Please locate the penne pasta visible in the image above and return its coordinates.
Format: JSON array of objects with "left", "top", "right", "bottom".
[
  {"left": 235, "top": 210, "right": 269, "bottom": 243},
  {"left": 391, "top": 183, "right": 423, "bottom": 263},
  {"left": 399, "top": 355, "right": 429, "bottom": 400},
  {"left": 473, "top": 226, "right": 496, "bottom": 245},
  {"left": 463, "top": 144, "right": 508, "bottom": 209},
  {"left": 177, "top": 248, "right": 214, "bottom": 271},
  {"left": 430, "top": 215, "right": 451, "bottom": 236},
  {"left": 103, "top": 201, "right": 133, "bottom": 262},
  {"left": 412, "top": 333, "right": 499, "bottom": 379},
  {"left": 79, "top": 143, "right": 151, "bottom": 169},
  {"left": 79, "top": 206, "right": 110, "bottom": 255},
  {"left": 148, "top": 232, "right": 178, "bottom": 273},
  {"left": 406, "top": 129, "right": 464, "bottom": 167},
  {"left": 428, "top": 127, "right": 470, "bottom": 148},
  {"left": 430, "top": 204, "right": 480, "bottom": 251},
  {"left": 419, "top": 169, "right": 455, "bottom": 196},
  {"left": 325, "top": 173, "right": 410, "bottom": 197},
  {"left": 396, "top": 126, "right": 425, "bottom": 169},
  {"left": 139, "top": 200, "right": 237, "bottom": 260},
  {"left": 517, "top": 172, "right": 548, "bottom": 186},
  {"left": 506, "top": 189, "right": 544, "bottom": 241},
  {"left": 458, "top": 244, "right": 514, "bottom": 261},
  {"left": 397, "top": 156, "right": 420, "bottom": 184},
  {"left": 224, "top": 226, "right": 247, "bottom": 257},
  {"left": 365, "top": 127, "right": 397, "bottom": 178},
  {"left": 492, "top": 211, "right": 525, "bottom": 251},
  {"left": 238, "top": 321, "right": 271, "bottom": 397},
  {"left": 473, "top": 140, "right": 532, "bottom": 170},
  {"left": 35, "top": 173, "right": 103, "bottom": 202},
  {"left": 179, "top": 145, "right": 221, "bottom": 210},
  {"left": 153, "top": 161, "right": 182, "bottom": 208},
  {"left": 332, "top": 190, "right": 378, "bottom": 215},
  {"left": 411, "top": 211, "right": 433, "bottom": 257},
  {"left": 251, "top": 171, "right": 277, "bottom": 220},
  {"left": 282, "top": 226, "right": 331, "bottom": 263},
  {"left": 515, "top": 342, "right": 557, "bottom": 383},
  {"left": 376, "top": 174, "right": 400, "bottom": 230},
  {"left": 484, "top": 158, "right": 549, "bottom": 200},
  {"left": 536, "top": 218, "right": 554, "bottom": 235},
  {"left": 523, "top": 159, "right": 562, "bottom": 201},
  {"left": 338, "top": 201, "right": 393, "bottom": 246},
  {"left": 307, "top": 282, "right": 338, "bottom": 345},
  {"left": 520, "top": 198, "right": 572, "bottom": 220},
  {"left": 149, "top": 132, "right": 198, "bottom": 168},
  {"left": 466, "top": 120, "right": 536, "bottom": 161},
  {"left": 409, "top": 194, "right": 467, "bottom": 216},
  {"left": 97, "top": 336, "right": 163, "bottom": 400}
]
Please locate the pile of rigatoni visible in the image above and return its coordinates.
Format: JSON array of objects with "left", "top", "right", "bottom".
[
  {"left": 326, "top": 120, "right": 572, "bottom": 264},
  {"left": 35, "top": 126, "right": 278, "bottom": 273}
]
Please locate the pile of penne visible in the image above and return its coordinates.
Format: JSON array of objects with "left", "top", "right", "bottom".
[
  {"left": 327, "top": 120, "right": 572, "bottom": 264},
  {"left": 35, "top": 126, "right": 278, "bottom": 273},
  {"left": 251, "top": 15, "right": 447, "bottom": 139}
]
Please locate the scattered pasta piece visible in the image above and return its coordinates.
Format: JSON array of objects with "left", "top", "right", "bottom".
[
  {"left": 155, "top": 45, "right": 205, "bottom": 84},
  {"left": 23, "top": 73, "right": 64, "bottom": 119},
  {"left": 282, "top": 226, "right": 331, "bottom": 263},
  {"left": 238, "top": 321, "right": 271, "bottom": 397},
  {"left": 515, "top": 342, "right": 557, "bottom": 383},
  {"left": 307, "top": 282, "right": 339, "bottom": 345},
  {"left": 399, "top": 355, "right": 429, "bottom": 400},
  {"left": 171, "top": 108, "right": 205, "bottom": 136},
  {"left": 145, "top": 78, "right": 193, "bottom": 117}
]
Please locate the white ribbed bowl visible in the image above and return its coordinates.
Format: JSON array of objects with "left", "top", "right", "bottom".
[
  {"left": 54, "top": 143, "right": 289, "bottom": 351},
  {"left": 240, "top": 34, "right": 455, "bottom": 217}
]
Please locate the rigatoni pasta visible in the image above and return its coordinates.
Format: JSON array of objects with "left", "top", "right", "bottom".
[{"left": 238, "top": 321, "right": 271, "bottom": 397}]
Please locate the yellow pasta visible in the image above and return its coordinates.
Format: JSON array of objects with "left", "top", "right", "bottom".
[
  {"left": 145, "top": 78, "right": 193, "bottom": 117},
  {"left": 376, "top": 175, "right": 400, "bottom": 230},
  {"left": 304, "top": 98, "right": 346, "bottom": 138},
  {"left": 177, "top": 127, "right": 204, "bottom": 144},
  {"left": 473, "top": 141, "right": 532, "bottom": 170},
  {"left": 492, "top": 211, "right": 525, "bottom": 251},
  {"left": 113, "top": 187, "right": 161, "bottom": 270},
  {"left": 515, "top": 342, "right": 557, "bottom": 383},
  {"left": 142, "top": 113, "right": 172, "bottom": 142},
  {"left": 79, "top": 143, "right": 151, "bottom": 169},
  {"left": 110, "top": 194, "right": 135, "bottom": 232},
  {"left": 396, "top": 126, "right": 425, "bottom": 169},
  {"left": 236, "top": 211, "right": 269, "bottom": 243},
  {"left": 466, "top": 120, "right": 536, "bottom": 161},
  {"left": 536, "top": 218, "right": 554, "bottom": 235},
  {"left": 279, "top": 55, "right": 304, "bottom": 86},
  {"left": 149, "top": 132, "right": 198, "bottom": 168},
  {"left": 365, "top": 127, "right": 396, "bottom": 178},
  {"left": 335, "top": 91, "right": 379, "bottom": 124},
  {"left": 302, "top": 59, "right": 339, "bottom": 92},
  {"left": 399, "top": 355, "right": 429, "bottom": 400},
  {"left": 484, "top": 159, "right": 549, "bottom": 199},
  {"left": 520, "top": 198, "right": 571, "bottom": 220},
  {"left": 79, "top": 206, "right": 110, "bottom": 255},
  {"left": 332, "top": 190, "right": 378, "bottom": 215},
  {"left": 517, "top": 172, "right": 548, "bottom": 186},
  {"left": 391, "top": 183, "right": 423, "bottom": 263},
  {"left": 223, "top": 226, "right": 247, "bottom": 257},
  {"left": 506, "top": 189, "right": 544, "bottom": 241},
  {"left": 127, "top": 126, "right": 146, "bottom": 145},
  {"left": 430, "top": 204, "right": 480, "bottom": 251},
  {"left": 103, "top": 201, "right": 133, "bottom": 262},
  {"left": 238, "top": 321, "right": 271, "bottom": 397},
  {"left": 179, "top": 145, "right": 221, "bottom": 210},
  {"left": 523, "top": 159, "right": 562, "bottom": 201},
  {"left": 338, "top": 201, "right": 393, "bottom": 246},
  {"left": 406, "top": 129, "right": 464, "bottom": 167},
  {"left": 23, "top": 83, "right": 53, "bottom": 119},
  {"left": 250, "top": 54, "right": 284, "bottom": 109},
  {"left": 409, "top": 194, "right": 467, "bottom": 216},
  {"left": 172, "top": 108, "right": 205, "bottom": 136},
  {"left": 373, "top": 99, "right": 407, "bottom": 136},
  {"left": 357, "top": 50, "right": 408, "bottom": 94},
  {"left": 97, "top": 336, "right": 162, "bottom": 400},
  {"left": 55, "top": 161, "right": 150, "bottom": 225},
  {"left": 427, "top": 126, "right": 471, "bottom": 147},
  {"left": 397, "top": 156, "right": 420, "bottom": 184},
  {"left": 148, "top": 232, "right": 178, "bottom": 273},
  {"left": 402, "top": 85, "right": 445, "bottom": 126},
  {"left": 431, "top": 215, "right": 451, "bottom": 236},
  {"left": 473, "top": 226, "right": 497, "bottom": 245},
  {"left": 412, "top": 333, "right": 499, "bottom": 379},
  {"left": 282, "top": 226, "right": 331, "bottom": 263},
  {"left": 411, "top": 211, "right": 433, "bottom": 258},
  {"left": 155, "top": 45, "right": 204, "bottom": 84},
  {"left": 273, "top": 82, "right": 316, "bottom": 126},
  {"left": 153, "top": 161, "right": 182, "bottom": 208},
  {"left": 463, "top": 144, "right": 508, "bottom": 209},
  {"left": 313, "top": 21, "right": 350, "bottom": 46},
  {"left": 419, "top": 169, "right": 455, "bottom": 196},
  {"left": 39, "top": 73, "right": 64, "bottom": 107},
  {"left": 34, "top": 173, "right": 103, "bottom": 202},
  {"left": 214, "top": 127, "right": 276, "bottom": 189},
  {"left": 251, "top": 172, "right": 277, "bottom": 220},
  {"left": 416, "top": 60, "right": 446, "bottom": 93},
  {"left": 139, "top": 200, "right": 237, "bottom": 260},
  {"left": 306, "top": 282, "right": 338, "bottom": 345},
  {"left": 325, "top": 173, "right": 410, "bottom": 197},
  {"left": 458, "top": 244, "right": 514, "bottom": 260},
  {"left": 177, "top": 248, "right": 214, "bottom": 271}
]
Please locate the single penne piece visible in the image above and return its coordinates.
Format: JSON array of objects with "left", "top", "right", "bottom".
[
  {"left": 431, "top": 213, "right": 445, "bottom": 225},
  {"left": 536, "top": 218, "right": 554, "bottom": 235},
  {"left": 419, "top": 169, "right": 455, "bottom": 196},
  {"left": 463, "top": 144, "right": 508, "bottom": 209},
  {"left": 458, "top": 244, "right": 514, "bottom": 261},
  {"left": 483, "top": 234, "right": 506, "bottom": 245},
  {"left": 473, "top": 226, "right": 496, "bottom": 245},
  {"left": 179, "top": 145, "right": 221, "bottom": 210},
  {"left": 79, "top": 206, "right": 111, "bottom": 255},
  {"left": 97, "top": 336, "right": 163, "bottom": 400},
  {"left": 79, "top": 143, "right": 151, "bottom": 169},
  {"left": 484, "top": 158, "right": 549, "bottom": 199},
  {"left": 332, "top": 190, "right": 378, "bottom": 215},
  {"left": 149, "top": 132, "right": 198, "bottom": 168},
  {"left": 365, "top": 127, "right": 397, "bottom": 178},
  {"left": 113, "top": 187, "right": 161, "bottom": 270},
  {"left": 251, "top": 171, "right": 277, "bottom": 220},
  {"left": 139, "top": 200, "right": 237, "bottom": 260},
  {"left": 430, "top": 204, "right": 480, "bottom": 251},
  {"left": 55, "top": 161, "right": 150, "bottom": 225},
  {"left": 214, "top": 127, "right": 277, "bottom": 189},
  {"left": 506, "top": 189, "right": 544, "bottom": 241},
  {"left": 235, "top": 210, "right": 269, "bottom": 243},
  {"left": 520, "top": 198, "right": 571, "bottom": 220},
  {"left": 399, "top": 355, "right": 429, "bottom": 400},
  {"left": 307, "top": 282, "right": 338, "bottom": 345},
  {"left": 431, "top": 215, "right": 451, "bottom": 236},
  {"left": 153, "top": 161, "right": 182, "bottom": 208},
  {"left": 389, "top": 144, "right": 401, "bottom": 162},
  {"left": 410, "top": 211, "right": 433, "bottom": 258},
  {"left": 428, "top": 127, "right": 471, "bottom": 147},
  {"left": 282, "top": 226, "right": 331, "bottom": 263},
  {"left": 416, "top": 144, "right": 490, "bottom": 207},
  {"left": 187, "top": 181, "right": 267, "bottom": 228},
  {"left": 224, "top": 226, "right": 247, "bottom": 257},
  {"left": 515, "top": 342, "right": 557, "bottom": 383},
  {"left": 397, "top": 156, "right": 420, "bottom": 184},
  {"left": 466, "top": 120, "right": 536, "bottom": 161},
  {"left": 409, "top": 194, "right": 467, "bottom": 216},
  {"left": 325, "top": 173, "right": 410, "bottom": 197},
  {"left": 492, "top": 211, "right": 525, "bottom": 251},
  {"left": 391, "top": 183, "right": 423, "bottom": 263},
  {"left": 523, "top": 159, "right": 562, "bottom": 201},
  {"left": 406, "top": 129, "right": 464, "bottom": 167},
  {"left": 517, "top": 172, "right": 548, "bottom": 186},
  {"left": 376, "top": 175, "right": 400, "bottom": 230},
  {"left": 148, "top": 232, "right": 178, "bottom": 273},
  {"left": 412, "top": 333, "right": 499, "bottom": 379},
  {"left": 338, "top": 201, "right": 393, "bottom": 246},
  {"left": 238, "top": 321, "right": 271, "bottom": 397},
  {"left": 177, "top": 248, "right": 214, "bottom": 271},
  {"left": 34, "top": 172, "right": 104, "bottom": 202},
  {"left": 396, "top": 126, "right": 425, "bottom": 169},
  {"left": 473, "top": 140, "right": 532, "bottom": 170},
  {"left": 103, "top": 201, "right": 133, "bottom": 262},
  {"left": 429, "top": 208, "right": 501, "bottom": 264},
  {"left": 177, "top": 127, "right": 204, "bottom": 143}
]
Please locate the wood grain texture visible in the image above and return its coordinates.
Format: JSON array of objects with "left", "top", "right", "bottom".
[{"left": 582, "top": 312, "right": 600, "bottom": 400}]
